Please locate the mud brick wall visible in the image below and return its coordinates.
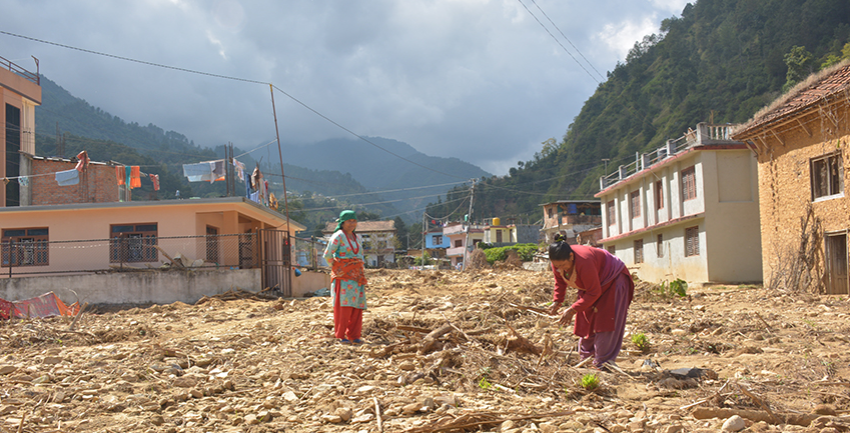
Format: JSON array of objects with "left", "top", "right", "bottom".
[
  {"left": 30, "top": 159, "right": 119, "bottom": 205},
  {"left": 755, "top": 101, "right": 850, "bottom": 287}
]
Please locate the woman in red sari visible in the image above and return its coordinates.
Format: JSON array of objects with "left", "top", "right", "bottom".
[{"left": 547, "top": 234, "right": 634, "bottom": 369}]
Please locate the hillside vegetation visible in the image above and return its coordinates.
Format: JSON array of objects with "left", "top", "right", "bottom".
[{"left": 428, "top": 0, "right": 850, "bottom": 223}]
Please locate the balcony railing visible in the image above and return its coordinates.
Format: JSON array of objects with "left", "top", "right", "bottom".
[
  {"left": 0, "top": 55, "right": 39, "bottom": 85},
  {"left": 599, "top": 123, "right": 739, "bottom": 190}
]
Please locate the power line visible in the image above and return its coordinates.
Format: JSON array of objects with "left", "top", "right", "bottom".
[
  {"left": 528, "top": 0, "right": 605, "bottom": 81},
  {"left": 0, "top": 30, "right": 470, "bottom": 182},
  {"left": 515, "top": 0, "right": 602, "bottom": 83},
  {"left": 269, "top": 85, "right": 467, "bottom": 181}
]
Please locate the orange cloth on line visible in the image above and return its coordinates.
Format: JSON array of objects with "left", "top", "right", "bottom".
[
  {"left": 130, "top": 166, "right": 142, "bottom": 188},
  {"left": 330, "top": 258, "right": 367, "bottom": 286},
  {"left": 116, "top": 166, "right": 126, "bottom": 185}
]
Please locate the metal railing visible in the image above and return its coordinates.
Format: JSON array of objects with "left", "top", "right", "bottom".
[
  {"left": 599, "top": 123, "right": 739, "bottom": 190},
  {"left": 1, "top": 233, "right": 261, "bottom": 277},
  {"left": 0, "top": 55, "right": 39, "bottom": 85}
]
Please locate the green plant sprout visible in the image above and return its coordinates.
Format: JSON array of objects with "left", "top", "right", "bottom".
[
  {"left": 579, "top": 373, "right": 599, "bottom": 390},
  {"left": 631, "top": 333, "right": 650, "bottom": 352}
]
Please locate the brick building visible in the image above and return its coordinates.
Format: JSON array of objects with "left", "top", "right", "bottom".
[
  {"left": 25, "top": 156, "right": 120, "bottom": 205},
  {"left": 733, "top": 61, "right": 850, "bottom": 294}
]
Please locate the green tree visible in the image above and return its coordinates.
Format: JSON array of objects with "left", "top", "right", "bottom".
[{"left": 784, "top": 45, "right": 814, "bottom": 92}]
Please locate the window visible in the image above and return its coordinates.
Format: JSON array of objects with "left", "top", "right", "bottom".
[
  {"left": 634, "top": 239, "right": 644, "bottom": 264},
  {"left": 454, "top": 239, "right": 462, "bottom": 248},
  {"left": 656, "top": 234, "right": 664, "bottom": 258},
  {"left": 607, "top": 200, "right": 616, "bottom": 226},
  {"left": 682, "top": 166, "right": 697, "bottom": 201},
  {"left": 684, "top": 226, "right": 700, "bottom": 257},
  {"left": 630, "top": 190, "right": 641, "bottom": 219},
  {"left": 607, "top": 245, "right": 615, "bottom": 254},
  {"left": 206, "top": 226, "right": 219, "bottom": 263},
  {"left": 110, "top": 224, "right": 158, "bottom": 263},
  {"left": 547, "top": 207, "right": 554, "bottom": 218},
  {"left": 433, "top": 235, "right": 442, "bottom": 245},
  {"left": 2, "top": 228, "right": 49, "bottom": 266},
  {"left": 811, "top": 152, "right": 844, "bottom": 199},
  {"left": 654, "top": 180, "right": 664, "bottom": 210}
]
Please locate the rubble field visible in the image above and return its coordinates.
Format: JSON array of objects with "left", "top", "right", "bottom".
[{"left": 1, "top": 267, "right": 850, "bottom": 433}]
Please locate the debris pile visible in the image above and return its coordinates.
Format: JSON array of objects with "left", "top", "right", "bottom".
[{"left": 0, "top": 268, "right": 849, "bottom": 432}]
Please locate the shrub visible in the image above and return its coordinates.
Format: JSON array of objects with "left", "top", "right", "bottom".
[{"left": 481, "top": 244, "right": 538, "bottom": 264}]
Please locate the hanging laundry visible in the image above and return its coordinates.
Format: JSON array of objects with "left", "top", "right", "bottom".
[
  {"left": 150, "top": 174, "right": 160, "bottom": 191},
  {"left": 18, "top": 176, "right": 28, "bottom": 187},
  {"left": 116, "top": 166, "right": 126, "bottom": 185},
  {"left": 56, "top": 169, "right": 80, "bottom": 186},
  {"left": 269, "top": 192, "right": 278, "bottom": 210},
  {"left": 244, "top": 170, "right": 252, "bottom": 197},
  {"left": 130, "top": 166, "right": 142, "bottom": 188},
  {"left": 211, "top": 160, "right": 226, "bottom": 183},
  {"left": 251, "top": 166, "right": 263, "bottom": 190},
  {"left": 249, "top": 190, "right": 260, "bottom": 203},
  {"left": 74, "top": 151, "right": 89, "bottom": 172},
  {"left": 124, "top": 166, "right": 133, "bottom": 190},
  {"left": 183, "top": 161, "right": 215, "bottom": 182},
  {"left": 263, "top": 180, "right": 270, "bottom": 206},
  {"left": 233, "top": 159, "right": 245, "bottom": 182}
]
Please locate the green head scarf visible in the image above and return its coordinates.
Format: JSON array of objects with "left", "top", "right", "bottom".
[{"left": 334, "top": 210, "right": 357, "bottom": 232}]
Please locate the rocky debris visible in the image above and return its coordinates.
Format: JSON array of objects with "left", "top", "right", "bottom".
[{"left": 0, "top": 268, "right": 849, "bottom": 433}]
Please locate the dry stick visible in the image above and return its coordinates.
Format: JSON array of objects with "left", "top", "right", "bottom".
[
  {"left": 373, "top": 397, "right": 383, "bottom": 433},
  {"left": 403, "top": 410, "right": 576, "bottom": 433},
  {"left": 679, "top": 378, "right": 732, "bottom": 410},
  {"left": 68, "top": 302, "right": 88, "bottom": 331},
  {"left": 738, "top": 383, "right": 779, "bottom": 424},
  {"left": 440, "top": 312, "right": 474, "bottom": 342},
  {"left": 753, "top": 311, "right": 772, "bottom": 332},
  {"left": 17, "top": 411, "right": 26, "bottom": 433}
]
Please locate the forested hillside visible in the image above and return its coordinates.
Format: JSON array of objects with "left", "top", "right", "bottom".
[
  {"left": 32, "top": 76, "right": 402, "bottom": 230},
  {"left": 427, "top": 0, "right": 850, "bottom": 224}
]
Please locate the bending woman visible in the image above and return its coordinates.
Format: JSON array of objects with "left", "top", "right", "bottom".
[
  {"left": 547, "top": 234, "right": 634, "bottom": 369},
  {"left": 323, "top": 210, "right": 368, "bottom": 344}
]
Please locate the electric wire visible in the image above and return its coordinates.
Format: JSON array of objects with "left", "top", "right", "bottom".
[
  {"left": 0, "top": 30, "right": 471, "bottom": 182},
  {"left": 515, "top": 0, "right": 600, "bottom": 84},
  {"left": 528, "top": 0, "right": 605, "bottom": 81}
]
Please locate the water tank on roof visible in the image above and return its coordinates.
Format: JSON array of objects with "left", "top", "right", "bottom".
[{"left": 492, "top": 217, "right": 500, "bottom": 226}]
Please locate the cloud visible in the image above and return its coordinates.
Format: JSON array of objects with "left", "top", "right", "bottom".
[
  {"left": 595, "top": 15, "right": 661, "bottom": 61},
  {"left": 0, "top": 0, "right": 687, "bottom": 176}
]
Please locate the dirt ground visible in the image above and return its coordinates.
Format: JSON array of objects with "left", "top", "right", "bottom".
[{"left": 1, "top": 266, "right": 850, "bottom": 433}]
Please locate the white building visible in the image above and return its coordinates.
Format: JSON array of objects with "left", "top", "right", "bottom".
[
  {"left": 596, "top": 123, "right": 762, "bottom": 284},
  {"left": 322, "top": 220, "right": 397, "bottom": 267}
]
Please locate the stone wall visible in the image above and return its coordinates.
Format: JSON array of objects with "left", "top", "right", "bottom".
[{"left": 755, "top": 103, "right": 850, "bottom": 290}]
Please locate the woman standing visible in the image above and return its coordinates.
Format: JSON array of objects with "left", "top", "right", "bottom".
[
  {"left": 547, "top": 234, "right": 634, "bottom": 369},
  {"left": 323, "top": 210, "right": 368, "bottom": 344}
]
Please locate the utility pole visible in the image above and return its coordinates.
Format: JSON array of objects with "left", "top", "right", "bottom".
[
  {"left": 602, "top": 158, "right": 610, "bottom": 173},
  {"left": 462, "top": 179, "right": 475, "bottom": 271}
]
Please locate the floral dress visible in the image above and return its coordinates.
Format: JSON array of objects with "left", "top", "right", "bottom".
[{"left": 323, "top": 231, "right": 367, "bottom": 309}]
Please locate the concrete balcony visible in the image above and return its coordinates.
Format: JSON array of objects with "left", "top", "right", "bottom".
[{"left": 446, "top": 246, "right": 466, "bottom": 257}]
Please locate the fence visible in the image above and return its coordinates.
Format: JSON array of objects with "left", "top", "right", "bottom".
[
  {"left": 1, "top": 233, "right": 260, "bottom": 277},
  {"left": 292, "top": 236, "right": 330, "bottom": 270}
]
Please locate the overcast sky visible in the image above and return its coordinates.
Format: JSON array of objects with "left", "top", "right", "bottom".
[{"left": 1, "top": 0, "right": 689, "bottom": 176}]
